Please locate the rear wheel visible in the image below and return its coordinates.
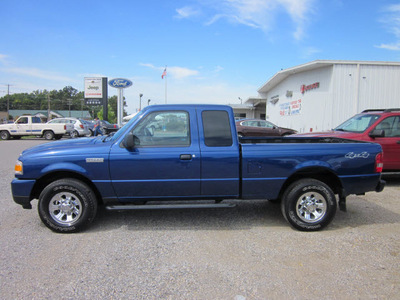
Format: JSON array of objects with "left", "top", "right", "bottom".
[
  {"left": 38, "top": 179, "right": 98, "bottom": 233},
  {"left": 70, "top": 130, "right": 79, "bottom": 138},
  {"left": 43, "top": 130, "right": 55, "bottom": 140},
  {"left": 281, "top": 179, "right": 337, "bottom": 231}
]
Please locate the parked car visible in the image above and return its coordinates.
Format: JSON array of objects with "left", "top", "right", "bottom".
[
  {"left": 48, "top": 117, "right": 90, "bottom": 138},
  {"left": 293, "top": 108, "right": 400, "bottom": 171},
  {"left": 235, "top": 119, "right": 297, "bottom": 137},
  {"left": 99, "top": 120, "right": 119, "bottom": 135},
  {"left": 80, "top": 119, "right": 95, "bottom": 136}
]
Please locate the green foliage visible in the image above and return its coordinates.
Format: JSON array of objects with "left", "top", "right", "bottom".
[
  {"left": 0, "top": 86, "right": 127, "bottom": 120},
  {"left": 97, "top": 104, "right": 117, "bottom": 123}
]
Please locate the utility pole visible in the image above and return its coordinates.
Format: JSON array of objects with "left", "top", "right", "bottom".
[
  {"left": 5, "top": 84, "right": 12, "bottom": 121},
  {"left": 67, "top": 99, "right": 72, "bottom": 117},
  {"left": 47, "top": 94, "right": 51, "bottom": 121}
]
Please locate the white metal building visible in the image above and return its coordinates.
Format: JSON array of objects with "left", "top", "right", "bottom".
[{"left": 249, "top": 60, "right": 400, "bottom": 133}]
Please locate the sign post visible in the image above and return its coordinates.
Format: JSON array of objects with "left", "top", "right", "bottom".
[
  {"left": 84, "top": 77, "right": 108, "bottom": 121},
  {"left": 108, "top": 78, "right": 133, "bottom": 126}
]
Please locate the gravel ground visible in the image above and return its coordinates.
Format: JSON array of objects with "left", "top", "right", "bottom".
[{"left": 0, "top": 139, "right": 399, "bottom": 299}]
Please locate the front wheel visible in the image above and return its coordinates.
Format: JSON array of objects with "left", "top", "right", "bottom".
[
  {"left": 38, "top": 179, "right": 98, "bottom": 233},
  {"left": 281, "top": 179, "right": 337, "bottom": 231},
  {"left": 0, "top": 131, "right": 10, "bottom": 140}
]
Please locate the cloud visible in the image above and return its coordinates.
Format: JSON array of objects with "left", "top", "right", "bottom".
[
  {"left": 300, "top": 46, "right": 321, "bottom": 58},
  {"left": 183, "top": 0, "right": 316, "bottom": 40},
  {"left": 376, "top": 4, "right": 400, "bottom": 51},
  {"left": 175, "top": 6, "right": 201, "bottom": 19},
  {"left": 0, "top": 54, "right": 9, "bottom": 64},
  {"left": 3, "top": 67, "right": 75, "bottom": 82},
  {"left": 140, "top": 63, "right": 199, "bottom": 79}
]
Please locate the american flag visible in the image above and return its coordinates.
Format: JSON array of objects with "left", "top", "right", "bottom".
[{"left": 161, "top": 68, "right": 167, "bottom": 79}]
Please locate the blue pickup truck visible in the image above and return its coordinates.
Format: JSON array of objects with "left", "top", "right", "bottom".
[{"left": 11, "top": 105, "right": 385, "bottom": 233}]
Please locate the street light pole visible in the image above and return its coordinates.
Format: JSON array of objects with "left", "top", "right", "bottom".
[
  {"left": 139, "top": 93, "right": 143, "bottom": 111},
  {"left": 148, "top": 99, "right": 151, "bottom": 106}
]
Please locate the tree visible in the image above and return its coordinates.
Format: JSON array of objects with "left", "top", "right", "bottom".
[
  {"left": 0, "top": 86, "right": 128, "bottom": 120},
  {"left": 97, "top": 104, "right": 116, "bottom": 123}
]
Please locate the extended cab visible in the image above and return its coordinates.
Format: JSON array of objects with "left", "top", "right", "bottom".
[
  {"left": 294, "top": 109, "right": 400, "bottom": 171},
  {"left": 0, "top": 115, "right": 72, "bottom": 140},
  {"left": 11, "top": 105, "right": 385, "bottom": 233}
]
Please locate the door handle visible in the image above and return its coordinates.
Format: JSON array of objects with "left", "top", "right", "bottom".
[{"left": 180, "top": 154, "right": 192, "bottom": 160}]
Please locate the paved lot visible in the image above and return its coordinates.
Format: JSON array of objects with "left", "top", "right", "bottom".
[{"left": 0, "top": 139, "right": 399, "bottom": 299}]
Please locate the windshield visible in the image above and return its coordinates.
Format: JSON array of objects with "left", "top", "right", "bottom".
[
  {"left": 107, "top": 110, "right": 145, "bottom": 142},
  {"left": 335, "top": 114, "right": 381, "bottom": 133}
]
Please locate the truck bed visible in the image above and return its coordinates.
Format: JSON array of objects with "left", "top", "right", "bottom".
[{"left": 239, "top": 136, "right": 366, "bottom": 144}]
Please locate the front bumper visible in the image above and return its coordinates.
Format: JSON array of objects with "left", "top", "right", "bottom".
[{"left": 11, "top": 178, "right": 36, "bottom": 209}]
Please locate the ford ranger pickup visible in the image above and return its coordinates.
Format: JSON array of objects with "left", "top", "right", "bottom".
[{"left": 11, "top": 105, "right": 385, "bottom": 233}]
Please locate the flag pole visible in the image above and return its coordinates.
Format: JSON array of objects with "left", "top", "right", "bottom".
[{"left": 165, "top": 66, "right": 167, "bottom": 104}]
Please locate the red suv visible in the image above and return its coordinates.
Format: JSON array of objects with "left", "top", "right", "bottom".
[{"left": 294, "top": 109, "right": 400, "bottom": 171}]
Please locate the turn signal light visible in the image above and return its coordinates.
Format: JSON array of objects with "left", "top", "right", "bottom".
[
  {"left": 15, "top": 161, "right": 23, "bottom": 175},
  {"left": 375, "top": 153, "right": 383, "bottom": 173}
]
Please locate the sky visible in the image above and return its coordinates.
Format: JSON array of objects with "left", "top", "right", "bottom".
[{"left": 1, "top": 0, "right": 400, "bottom": 114}]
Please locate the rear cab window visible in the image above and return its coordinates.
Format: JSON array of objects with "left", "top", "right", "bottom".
[{"left": 202, "top": 110, "right": 233, "bottom": 147}]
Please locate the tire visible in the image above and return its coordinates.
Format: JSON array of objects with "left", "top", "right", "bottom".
[
  {"left": 38, "top": 179, "right": 98, "bottom": 233},
  {"left": 281, "top": 179, "right": 337, "bottom": 231},
  {"left": 43, "top": 130, "right": 55, "bottom": 140},
  {"left": 0, "top": 131, "right": 10, "bottom": 140},
  {"left": 70, "top": 130, "right": 79, "bottom": 138}
]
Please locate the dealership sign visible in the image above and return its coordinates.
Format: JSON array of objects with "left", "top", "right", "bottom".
[
  {"left": 84, "top": 77, "right": 103, "bottom": 98},
  {"left": 108, "top": 78, "right": 133, "bottom": 89},
  {"left": 300, "top": 82, "right": 320, "bottom": 94}
]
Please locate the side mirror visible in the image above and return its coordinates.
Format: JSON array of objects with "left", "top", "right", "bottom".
[
  {"left": 123, "top": 132, "right": 139, "bottom": 149},
  {"left": 369, "top": 129, "right": 385, "bottom": 138}
]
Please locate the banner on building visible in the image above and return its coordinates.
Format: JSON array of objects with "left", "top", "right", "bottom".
[{"left": 280, "top": 99, "right": 302, "bottom": 116}]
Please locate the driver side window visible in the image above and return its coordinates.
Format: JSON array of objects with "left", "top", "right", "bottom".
[
  {"left": 132, "top": 111, "right": 190, "bottom": 147},
  {"left": 376, "top": 116, "right": 400, "bottom": 137}
]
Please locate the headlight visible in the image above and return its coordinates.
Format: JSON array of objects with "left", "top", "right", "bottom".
[{"left": 15, "top": 160, "right": 23, "bottom": 175}]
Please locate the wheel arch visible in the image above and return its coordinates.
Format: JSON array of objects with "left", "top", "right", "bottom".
[
  {"left": 31, "top": 171, "right": 103, "bottom": 205},
  {"left": 278, "top": 167, "right": 343, "bottom": 200}
]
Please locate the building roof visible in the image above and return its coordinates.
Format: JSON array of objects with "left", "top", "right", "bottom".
[
  {"left": 9, "top": 109, "right": 92, "bottom": 119},
  {"left": 258, "top": 60, "right": 400, "bottom": 94}
]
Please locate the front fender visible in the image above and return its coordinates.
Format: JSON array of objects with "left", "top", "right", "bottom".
[{"left": 40, "top": 162, "right": 89, "bottom": 177}]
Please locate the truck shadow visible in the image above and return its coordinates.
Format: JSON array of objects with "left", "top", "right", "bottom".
[
  {"left": 382, "top": 173, "right": 400, "bottom": 187},
  {"left": 90, "top": 196, "right": 400, "bottom": 233},
  {"left": 92, "top": 200, "right": 285, "bottom": 232}
]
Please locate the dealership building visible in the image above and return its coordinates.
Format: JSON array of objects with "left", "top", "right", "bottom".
[{"left": 243, "top": 60, "right": 400, "bottom": 133}]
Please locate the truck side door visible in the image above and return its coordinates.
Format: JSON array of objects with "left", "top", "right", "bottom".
[
  {"left": 15, "top": 116, "right": 31, "bottom": 136},
  {"left": 197, "top": 109, "right": 240, "bottom": 197},
  {"left": 109, "top": 108, "right": 201, "bottom": 200}
]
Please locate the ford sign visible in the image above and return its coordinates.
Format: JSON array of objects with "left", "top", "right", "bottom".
[{"left": 108, "top": 78, "right": 133, "bottom": 89}]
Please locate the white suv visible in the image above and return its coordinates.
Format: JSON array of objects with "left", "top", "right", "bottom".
[{"left": 48, "top": 117, "right": 90, "bottom": 138}]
